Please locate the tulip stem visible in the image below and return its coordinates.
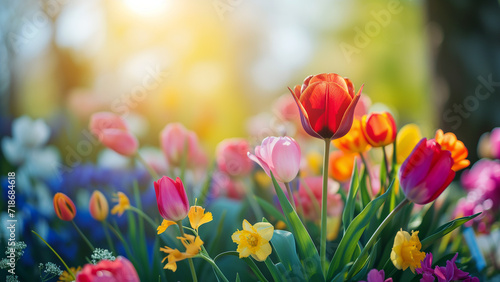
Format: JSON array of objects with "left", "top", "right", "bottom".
[
  {"left": 320, "top": 138, "right": 331, "bottom": 275},
  {"left": 71, "top": 220, "right": 95, "bottom": 251},
  {"left": 127, "top": 206, "right": 159, "bottom": 231},
  {"left": 32, "top": 230, "right": 76, "bottom": 281},
  {"left": 177, "top": 222, "right": 198, "bottom": 282},
  {"left": 284, "top": 182, "right": 297, "bottom": 210},
  {"left": 359, "top": 153, "right": 374, "bottom": 199},
  {"left": 135, "top": 153, "right": 160, "bottom": 180},
  {"left": 102, "top": 220, "right": 116, "bottom": 255},
  {"left": 198, "top": 254, "right": 229, "bottom": 282},
  {"left": 346, "top": 198, "right": 409, "bottom": 280},
  {"left": 382, "top": 146, "right": 391, "bottom": 182}
]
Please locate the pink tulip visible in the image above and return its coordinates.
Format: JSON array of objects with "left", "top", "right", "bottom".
[
  {"left": 76, "top": 257, "right": 139, "bottom": 282},
  {"left": 216, "top": 138, "right": 254, "bottom": 177},
  {"left": 248, "top": 136, "right": 301, "bottom": 183},
  {"left": 295, "top": 177, "right": 342, "bottom": 220},
  {"left": 160, "top": 123, "right": 207, "bottom": 167},
  {"left": 399, "top": 138, "right": 455, "bottom": 205},
  {"left": 154, "top": 176, "right": 189, "bottom": 222},
  {"left": 89, "top": 112, "right": 138, "bottom": 156}
]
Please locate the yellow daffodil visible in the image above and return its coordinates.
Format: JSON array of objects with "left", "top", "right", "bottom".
[
  {"left": 110, "top": 192, "right": 130, "bottom": 216},
  {"left": 232, "top": 220, "right": 274, "bottom": 261},
  {"left": 391, "top": 229, "right": 426, "bottom": 273},
  {"left": 160, "top": 235, "right": 203, "bottom": 272},
  {"left": 188, "top": 205, "right": 213, "bottom": 232},
  {"left": 58, "top": 266, "right": 81, "bottom": 281},
  {"left": 157, "top": 219, "right": 177, "bottom": 234},
  {"left": 396, "top": 124, "right": 422, "bottom": 164}
]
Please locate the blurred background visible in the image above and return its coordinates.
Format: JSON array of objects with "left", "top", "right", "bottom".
[{"left": 0, "top": 0, "right": 499, "bottom": 280}]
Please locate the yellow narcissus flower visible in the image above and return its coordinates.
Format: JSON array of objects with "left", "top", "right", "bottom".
[
  {"left": 232, "top": 220, "right": 274, "bottom": 261},
  {"left": 396, "top": 123, "right": 422, "bottom": 164},
  {"left": 188, "top": 205, "right": 213, "bottom": 232},
  {"left": 160, "top": 235, "right": 203, "bottom": 272},
  {"left": 111, "top": 192, "right": 130, "bottom": 216},
  {"left": 157, "top": 219, "right": 177, "bottom": 234},
  {"left": 391, "top": 229, "right": 426, "bottom": 273}
]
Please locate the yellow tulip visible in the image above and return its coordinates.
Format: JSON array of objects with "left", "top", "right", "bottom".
[{"left": 396, "top": 124, "right": 422, "bottom": 164}]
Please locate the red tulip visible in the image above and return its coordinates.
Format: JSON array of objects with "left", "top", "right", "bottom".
[
  {"left": 361, "top": 112, "right": 397, "bottom": 147},
  {"left": 53, "top": 192, "right": 76, "bottom": 221},
  {"left": 76, "top": 256, "right": 139, "bottom": 282},
  {"left": 288, "top": 73, "right": 362, "bottom": 139},
  {"left": 154, "top": 176, "right": 189, "bottom": 222},
  {"left": 399, "top": 138, "right": 455, "bottom": 204}
]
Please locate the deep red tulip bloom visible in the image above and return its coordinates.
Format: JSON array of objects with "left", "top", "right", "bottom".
[
  {"left": 154, "top": 176, "right": 189, "bottom": 222},
  {"left": 53, "top": 192, "right": 77, "bottom": 221},
  {"left": 288, "top": 73, "right": 362, "bottom": 139},
  {"left": 76, "top": 256, "right": 139, "bottom": 282},
  {"left": 399, "top": 138, "right": 455, "bottom": 205}
]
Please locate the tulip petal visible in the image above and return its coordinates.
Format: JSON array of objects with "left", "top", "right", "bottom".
[
  {"left": 248, "top": 152, "right": 271, "bottom": 177},
  {"left": 100, "top": 129, "right": 138, "bottom": 156},
  {"left": 288, "top": 87, "right": 322, "bottom": 138},
  {"left": 309, "top": 73, "right": 348, "bottom": 94},
  {"left": 331, "top": 85, "right": 362, "bottom": 140},
  {"left": 270, "top": 138, "right": 301, "bottom": 183},
  {"left": 301, "top": 81, "right": 352, "bottom": 138},
  {"left": 399, "top": 139, "right": 434, "bottom": 192}
]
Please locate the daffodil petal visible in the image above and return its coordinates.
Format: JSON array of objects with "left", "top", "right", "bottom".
[
  {"left": 252, "top": 243, "right": 272, "bottom": 261},
  {"left": 242, "top": 219, "right": 253, "bottom": 232},
  {"left": 253, "top": 222, "right": 274, "bottom": 241}
]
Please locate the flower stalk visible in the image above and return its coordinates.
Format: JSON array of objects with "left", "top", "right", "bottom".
[{"left": 320, "top": 138, "right": 331, "bottom": 274}]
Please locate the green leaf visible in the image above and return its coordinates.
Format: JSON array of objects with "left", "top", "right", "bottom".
[
  {"left": 343, "top": 161, "right": 359, "bottom": 232},
  {"left": 270, "top": 230, "right": 306, "bottom": 280},
  {"left": 326, "top": 185, "right": 392, "bottom": 281},
  {"left": 421, "top": 213, "right": 481, "bottom": 249},
  {"left": 359, "top": 168, "right": 371, "bottom": 209},
  {"left": 265, "top": 257, "right": 284, "bottom": 282},
  {"left": 331, "top": 262, "right": 353, "bottom": 282},
  {"left": 255, "top": 196, "right": 287, "bottom": 223},
  {"left": 270, "top": 173, "right": 325, "bottom": 282}
]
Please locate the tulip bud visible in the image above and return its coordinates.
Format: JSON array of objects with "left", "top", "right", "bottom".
[
  {"left": 154, "top": 176, "right": 189, "bottom": 222},
  {"left": 89, "top": 190, "right": 109, "bottom": 221},
  {"left": 248, "top": 136, "right": 301, "bottom": 183},
  {"left": 217, "top": 138, "right": 254, "bottom": 177},
  {"left": 53, "top": 192, "right": 77, "bottom": 221},
  {"left": 361, "top": 112, "right": 397, "bottom": 147},
  {"left": 399, "top": 138, "right": 455, "bottom": 205},
  {"left": 160, "top": 123, "right": 207, "bottom": 168},
  {"left": 289, "top": 73, "right": 362, "bottom": 139},
  {"left": 89, "top": 112, "right": 138, "bottom": 156}
]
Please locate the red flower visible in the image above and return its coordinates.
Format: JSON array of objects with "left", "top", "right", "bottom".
[
  {"left": 76, "top": 257, "right": 139, "bottom": 282},
  {"left": 288, "top": 73, "right": 362, "bottom": 139}
]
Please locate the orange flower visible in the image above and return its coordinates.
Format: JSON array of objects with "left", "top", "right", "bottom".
[
  {"left": 333, "top": 118, "right": 371, "bottom": 153},
  {"left": 328, "top": 150, "right": 356, "bottom": 182},
  {"left": 53, "top": 193, "right": 76, "bottom": 221},
  {"left": 435, "top": 129, "right": 470, "bottom": 171},
  {"left": 361, "top": 112, "right": 397, "bottom": 147}
]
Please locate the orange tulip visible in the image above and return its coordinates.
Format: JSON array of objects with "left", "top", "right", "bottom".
[
  {"left": 435, "top": 129, "right": 470, "bottom": 171},
  {"left": 328, "top": 150, "right": 356, "bottom": 182},
  {"left": 53, "top": 192, "right": 76, "bottom": 221},
  {"left": 89, "top": 191, "right": 109, "bottom": 221},
  {"left": 289, "top": 73, "right": 362, "bottom": 139},
  {"left": 333, "top": 118, "right": 371, "bottom": 153},
  {"left": 361, "top": 112, "right": 397, "bottom": 147}
]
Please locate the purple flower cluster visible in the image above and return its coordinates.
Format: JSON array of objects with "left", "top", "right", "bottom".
[
  {"left": 455, "top": 159, "right": 500, "bottom": 232},
  {"left": 416, "top": 253, "right": 479, "bottom": 282}
]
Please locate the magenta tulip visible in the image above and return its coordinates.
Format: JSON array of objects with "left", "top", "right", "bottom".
[
  {"left": 89, "top": 112, "right": 138, "bottom": 156},
  {"left": 154, "top": 176, "right": 189, "bottom": 222},
  {"left": 76, "top": 256, "right": 139, "bottom": 282},
  {"left": 248, "top": 136, "right": 301, "bottom": 183},
  {"left": 399, "top": 138, "right": 456, "bottom": 204}
]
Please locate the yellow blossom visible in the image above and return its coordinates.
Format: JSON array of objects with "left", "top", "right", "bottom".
[
  {"left": 160, "top": 235, "right": 203, "bottom": 272},
  {"left": 396, "top": 124, "right": 422, "bottom": 164},
  {"left": 157, "top": 219, "right": 177, "bottom": 234},
  {"left": 188, "top": 205, "right": 213, "bottom": 231},
  {"left": 58, "top": 266, "right": 81, "bottom": 282},
  {"left": 231, "top": 220, "right": 273, "bottom": 261},
  {"left": 391, "top": 229, "right": 426, "bottom": 273},
  {"left": 110, "top": 192, "right": 130, "bottom": 216}
]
